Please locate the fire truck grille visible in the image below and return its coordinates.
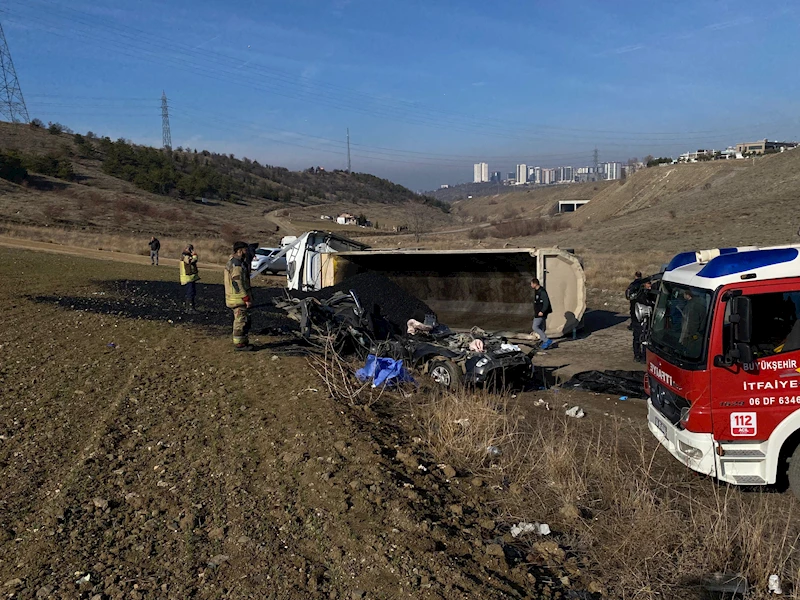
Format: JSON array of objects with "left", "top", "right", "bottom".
[{"left": 649, "top": 376, "right": 690, "bottom": 428}]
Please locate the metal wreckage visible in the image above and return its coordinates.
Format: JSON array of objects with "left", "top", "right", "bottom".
[
  {"left": 262, "top": 230, "right": 589, "bottom": 389},
  {"left": 273, "top": 286, "right": 533, "bottom": 389}
]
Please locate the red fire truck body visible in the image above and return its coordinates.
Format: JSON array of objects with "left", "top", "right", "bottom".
[{"left": 646, "top": 246, "right": 800, "bottom": 493}]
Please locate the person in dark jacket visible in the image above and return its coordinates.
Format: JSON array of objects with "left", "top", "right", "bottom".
[
  {"left": 148, "top": 236, "right": 161, "bottom": 265},
  {"left": 631, "top": 279, "right": 654, "bottom": 363},
  {"left": 625, "top": 271, "right": 643, "bottom": 330},
  {"left": 530, "top": 277, "right": 553, "bottom": 349}
]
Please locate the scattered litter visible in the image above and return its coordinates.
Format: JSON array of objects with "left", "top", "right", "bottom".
[
  {"left": 74, "top": 574, "right": 90, "bottom": 585},
  {"left": 454, "top": 418, "right": 470, "bottom": 427},
  {"left": 510, "top": 521, "right": 551, "bottom": 537},
  {"left": 565, "top": 406, "right": 585, "bottom": 419},
  {"left": 619, "top": 396, "right": 629, "bottom": 401},
  {"left": 500, "top": 343, "right": 520, "bottom": 352},
  {"left": 417, "top": 464, "right": 428, "bottom": 472},
  {"left": 106, "top": 342, "right": 116, "bottom": 348},
  {"left": 702, "top": 572, "right": 748, "bottom": 596},
  {"left": 769, "top": 574, "right": 783, "bottom": 595},
  {"left": 486, "top": 445, "right": 502, "bottom": 458},
  {"left": 303, "top": 388, "right": 319, "bottom": 393}
]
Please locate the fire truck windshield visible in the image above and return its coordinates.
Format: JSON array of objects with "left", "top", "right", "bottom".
[{"left": 650, "top": 281, "right": 712, "bottom": 366}]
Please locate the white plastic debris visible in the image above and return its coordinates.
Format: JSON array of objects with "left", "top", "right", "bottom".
[
  {"left": 510, "top": 521, "right": 551, "bottom": 538},
  {"left": 565, "top": 406, "right": 585, "bottom": 418},
  {"left": 486, "top": 445, "right": 502, "bottom": 458},
  {"left": 75, "top": 574, "right": 90, "bottom": 585},
  {"left": 768, "top": 574, "right": 782, "bottom": 594},
  {"left": 454, "top": 418, "right": 470, "bottom": 427}
]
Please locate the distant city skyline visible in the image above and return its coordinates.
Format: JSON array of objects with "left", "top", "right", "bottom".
[{"left": 7, "top": 0, "right": 800, "bottom": 190}]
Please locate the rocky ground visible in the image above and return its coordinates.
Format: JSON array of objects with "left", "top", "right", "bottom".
[{"left": 2, "top": 247, "right": 798, "bottom": 600}]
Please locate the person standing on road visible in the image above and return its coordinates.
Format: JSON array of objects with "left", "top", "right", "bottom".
[
  {"left": 531, "top": 277, "right": 553, "bottom": 349},
  {"left": 625, "top": 271, "right": 643, "bottom": 330},
  {"left": 224, "top": 241, "right": 254, "bottom": 351},
  {"left": 179, "top": 244, "right": 200, "bottom": 313},
  {"left": 148, "top": 236, "right": 161, "bottom": 265}
]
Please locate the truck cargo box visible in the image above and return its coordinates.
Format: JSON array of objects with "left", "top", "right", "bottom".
[{"left": 282, "top": 232, "right": 586, "bottom": 337}]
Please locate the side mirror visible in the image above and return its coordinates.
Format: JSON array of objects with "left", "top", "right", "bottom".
[
  {"left": 731, "top": 296, "right": 752, "bottom": 343},
  {"left": 733, "top": 342, "right": 754, "bottom": 364}
]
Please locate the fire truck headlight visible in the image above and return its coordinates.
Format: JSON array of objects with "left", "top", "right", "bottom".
[{"left": 678, "top": 440, "right": 703, "bottom": 460}]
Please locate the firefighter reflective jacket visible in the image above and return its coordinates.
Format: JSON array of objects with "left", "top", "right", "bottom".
[
  {"left": 180, "top": 252, "right": 200, "bottom": 284},
  {"left": 224, "top": 255, "right": 252, "bottom": 308}
]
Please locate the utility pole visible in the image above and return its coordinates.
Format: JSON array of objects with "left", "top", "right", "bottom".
[
  {"left": 0, "top": 22, "right": 30, "bottom": 123},
  {"left": 346, "top": 128, "right": 351, "bottom": 173},
  {"left": 161, "top": 91, "right": 172, "bottom": 151},
  {"left": 593, "top": 148, "right": 599, "bottom": 182}
]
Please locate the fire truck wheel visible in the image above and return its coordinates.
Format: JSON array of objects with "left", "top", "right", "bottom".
[{"left": 788, "top": 445, "right": 800, "bottom": 499}]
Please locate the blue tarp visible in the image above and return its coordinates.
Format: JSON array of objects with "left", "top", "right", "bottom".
[{"left": 356, "top": 354, "right": 415, "bottom": 388}]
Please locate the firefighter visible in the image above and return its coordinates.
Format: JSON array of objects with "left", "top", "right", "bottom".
[
  {"left": 625, "top": 271, "right": 643, "bottom": 330},
  {"left": 179, "top": 244, "right": 200, "bottom": 313},
  {"left": 632, "top": 279, "right": 654, "bottom": 363},
  {"left": 224, "top": 241, "right": 254, "bottom": 351}
]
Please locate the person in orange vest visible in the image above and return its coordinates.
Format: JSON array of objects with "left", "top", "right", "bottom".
[
  {"left": 179, "top": 244, "right": 200, "bottom": 313},
  {"left": 224, "top": 241, "right": 254, "bottom": 351}
]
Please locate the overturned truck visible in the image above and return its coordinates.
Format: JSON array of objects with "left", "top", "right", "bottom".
[{"left": 278, "top": 231, "right": 586, "bottom": 338}]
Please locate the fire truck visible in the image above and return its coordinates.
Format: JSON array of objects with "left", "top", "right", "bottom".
[{"left": 646, "top": 245, "right": 800, "bottom": 497}]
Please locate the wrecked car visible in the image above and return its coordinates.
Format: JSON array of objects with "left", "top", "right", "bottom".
[{"left": 274, "top": 289, "right": 532, "bottom": 389}]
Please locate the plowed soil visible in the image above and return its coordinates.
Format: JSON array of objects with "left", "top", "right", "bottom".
[{"left": 0, "top": 248, "right": 586, "bottom": 599}]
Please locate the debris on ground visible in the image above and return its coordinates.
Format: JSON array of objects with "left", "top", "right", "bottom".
[
  {"left": 565, "top": 406, "right": 586, "bottom": 419},
  {"left": 510, "top": 521, "right": 551, "bottom": 537},
  {"left": 702, "top": 572, "right": 748, "bottom": 597},
  {"left": 769, "top": 574, "right": 783, "bottom": 594},
  {"left": 564, "top": 369, "right": 646, "bottom": 398}
]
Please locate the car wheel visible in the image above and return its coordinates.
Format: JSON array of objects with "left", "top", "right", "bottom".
[{"left": 429, "top": 359, "right": 462, "bottom": 388}]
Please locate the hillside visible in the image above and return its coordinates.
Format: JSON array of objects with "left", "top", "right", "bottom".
[{"left": 0, "top": 121, "right": 454, "bottom": 251}]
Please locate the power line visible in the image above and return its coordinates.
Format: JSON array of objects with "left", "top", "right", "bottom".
[{"left": 0, "top": 20, "right": 29, "bottom": 123}]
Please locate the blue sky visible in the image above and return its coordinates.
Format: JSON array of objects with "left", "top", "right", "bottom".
[{"left": 5, "top": 0, "right": 800, "bottom": 190}]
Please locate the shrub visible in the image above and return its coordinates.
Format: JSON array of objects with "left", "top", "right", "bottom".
[{"left": 0, "top": 151, "right": 28, "bottom": 183}]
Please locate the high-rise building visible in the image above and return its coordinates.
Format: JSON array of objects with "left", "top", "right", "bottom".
[
  {"left": 534, "top": 166, "right": 542, "bottom": 184},
  {"left": 557, "top": 166, "right": 574, "bottom": 183},
  {"left": 541, "top": 168, "right": 556, "bottom": 185},
  {"left": 473, "top": 162, "right": 489, "bottom": 183},
  {"left": 606, "top": 162, "right": 621, "bottom": 180},
  {"left": 515, "top": 164, "right": 527, "bottom": 184},
  {"left": 507, "top": 172, "right": 515, "bottom": 182},
  {"left": 491, "top": 171, "right": 502, "bottom": 183}
]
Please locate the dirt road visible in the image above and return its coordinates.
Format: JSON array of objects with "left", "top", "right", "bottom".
[{"left": 0, "top": 235, "right": 225, "bottom": 271}]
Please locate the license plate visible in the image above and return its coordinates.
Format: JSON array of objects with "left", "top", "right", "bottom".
[{"left": 653, "top": 416, "right": 667, "bottom": 437}]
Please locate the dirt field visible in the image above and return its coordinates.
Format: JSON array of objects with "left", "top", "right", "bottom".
[{"left": 2, "top": 245, "right": 799, "bottom": 599}]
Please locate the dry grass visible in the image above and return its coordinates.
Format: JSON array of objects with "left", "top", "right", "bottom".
[
  {"left": 0, "top": 223, "right": 232, "bottom": 265},
  {"left": 581, "top": 250, "right": 671, "bottom": 292},
  {"left": 419, "top": 389, "right": 800, "bottom": 598}
]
